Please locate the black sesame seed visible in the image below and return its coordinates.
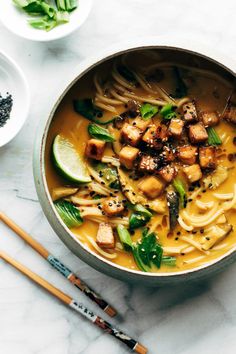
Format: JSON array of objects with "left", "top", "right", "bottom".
[{"left": 0, "top": 93, "right": 13, "bottom": 127}]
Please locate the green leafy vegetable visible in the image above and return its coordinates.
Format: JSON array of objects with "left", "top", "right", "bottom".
[
  {"left": 94, "top": 163, "right": 120, "bottom": 190},
  {"left": 54, "top": 200, "right": 83, "bottom": 228},
  {"left": 117, "top": 226, "right": 176, "bottom": 272},
  {"left": 162, "top": 256, "right": 176, "bottom": 267},
  {"left": 160, "top": 104, "right": 177, "bottom": 120},
  {"left": 134, "top": 230, "right": 163, "bottom": 270},
  {"left": 73, "top": 99, "right": 102, "bottom": 121},
  {"left": 73, "top": 99, "right": 116, "bottom": 125},
  {"left": 129, "top": 213, "right": 149, "bottom": 230},
  {"left": 132, "top": 245, "right": 150, "bottom": 272},
  {"left": 167, "top": 191, "right": 179, "bottom": 230},
  {"left": 117, "top": 225, "right": 133, "bottom": 250},
  {"left": 140, "top": 103, "right": 158, "bottom": 120},
  {"left": 118, "top": 66, "right": 136, "bottom": 82},
  {"left": 137, "top": 232, "right": 156, "bottom": 267},
  {"left": 207, "top": 127, "right": 222, "bottom": 146},
  {"left": 88, "top": 123, "right": 115, "bottom": 142},
  {"left": 172, "top": 66, "right": 188, "bottom": 98},
  {"left": 129, "top": 204, "right": 152, "bottom": 230},
  {"left": 133, "top": 204, "right": 152, "bottom": 218},
  {"left": 150, "top": 243, "right": 163, "bottom": 269},
  {"left": 173, "top": 178, "right": 187, "bottom": 208}
]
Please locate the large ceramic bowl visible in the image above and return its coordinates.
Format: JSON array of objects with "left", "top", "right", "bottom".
[{"left": 33, "top": 38, "right": 236, "bottom": 286}]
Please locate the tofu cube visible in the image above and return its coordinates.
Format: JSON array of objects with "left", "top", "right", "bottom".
[
  {"left": 138, "top": 176, "right": 165, "bottom": 199},
  {"left": 85, "top": 139, "right": 106, "bottom": 160},
  {"left": 183, "top": 164, "right": 202, "bottom": 183},
  {"left": 132, "top": 117, "right": 149, "bottom": 132},
  {"left": 223, "top": 104, "right": 236, "bottom": 125},
  {"left": 119, "top": 146, "right": 139, "bottom": 169},
  {"left": 162, "top": 146, "right": 176, "bottom": 162},
  {"left": 155, "top": 124, "right": 169, "bottom": 142},
  {"left": 188, "top": 122, "right": 208, "bottom": 144},
  {"left": 201, "top": 111, "right": 220, "bottom": 127},
  {"left": 138, "top": 155, "right": 158, "bottom": 173},
  {"left": 158, "top": 165, "right": 177, "bottom": 183},
  {"left": 102, "top": 197, "right": 124, "bottom": 217},
  {"left": 199, "top": 146, "right": 216, "bottom": 169},
  {"left": 177, "top": 145, "right": 198, "bottom": 165},
  {"left": 142, "top": 125, "right": 162, "bottom": 149},
  {"left": 96, "top": 223, "right": 115, "bottom": 249},
  {"left": 183, "top": 101, "right": 198, "bottom": 123},
  {"left": 121, "top": 123, "right": 142, "bottom": 146},
  {"left": 168, "top": 118, "right": 184, "bottom": 138}
]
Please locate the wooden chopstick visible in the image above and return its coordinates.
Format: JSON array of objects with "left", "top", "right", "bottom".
[
  {"left": 0, "top": 212, "right": 116, "bottom": 317},
  {"left": 0, "top": 251, "right": 147, "bottom": 354}
]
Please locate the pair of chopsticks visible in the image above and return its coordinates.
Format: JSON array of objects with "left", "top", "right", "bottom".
[{"left": 0, "top": 212, "right": 147, "bottom": 354}]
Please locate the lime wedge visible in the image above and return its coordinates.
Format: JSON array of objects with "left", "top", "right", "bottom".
[{"left": 52, "top": 135, "right": 91, "bottom": 183}]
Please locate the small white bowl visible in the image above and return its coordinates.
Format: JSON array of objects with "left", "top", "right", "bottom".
[
  {"left": 0, "top": 0, "right": 93, "bottom": 42},
  {"left": 0, "top": 51, "right": 30, "bottom": 147}
]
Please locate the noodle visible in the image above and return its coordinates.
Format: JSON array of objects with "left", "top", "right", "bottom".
[
  {"left": 94, "top": 99, "right": 117, "bottom": 113},
  {"left": 101, "top": 156, "right": 120, "bottom": 167},
  {"left": 95, "top": 93, "right": 122, "bottom": 106},
  {"left": 195, "top": 200, "right": 215, "bottom": 211},
  {"left": 222, "top": 184, "right": 236, "bottom": 210},
  {"left": 86, "top": 236, "right": 117, "bottom": 259},
  {"left": 183, "top": 255, "right": 206, "bottom": 265},
  {"left": 93, "top": 74, "right": 103, "bottom": 95},
  {"left": 180, "top": 236, "right": 209, "bottom": 254},
  {"left": 109, "top": 89, "right": 129, "bottom": 103},
  {"left": 178, "top": 215, "right": 194, "bottom": 231},
  {"left": 213, "top": 192, "right": 234, "bottom": 200},
  {"left": 71, "top": 197, "right": 105, "bottom": 205},
  {"left": 112, "top": 67, "right": 135, "bottom": 90},
  {"left": 123, "top": 92, "right": 167, "bottom": 106},
  {"left": 89, "top": 182, "right": 110, "bottom": 196}
]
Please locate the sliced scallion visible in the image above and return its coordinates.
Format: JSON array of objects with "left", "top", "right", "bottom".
[{"left": 207, "top": 127, "right": 222, "bottom": 146}]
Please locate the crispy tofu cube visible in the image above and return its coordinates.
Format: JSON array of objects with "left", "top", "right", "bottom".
[
  {"left": 199, "top": 146, "right": 216, "bottom": 169},
  {"left": 102, "top": 197, "right": 124, "bottom": 217},
  {"left": 158, "top": 165, "right": 177, "bottom": 183},
  {"left": 201, "top": 111, "right": 219, "bottom": 127},
  {"left": 155, "top": 124, "right": 169, "bottom": 142},
  {"left": 142, "top": 125, "right": 162, "bottom": 149},
  {"left": 119, "top": 146, "right": 139, "bottom": 169},
  {"left": 162, "top": 146, "right": 176, "bottom": 162},
  {"left": 132, "top": 117, "right": 149, "bottom": 132},
  {"left": 223, "top": 104, "right": 236, "bottom": 125},
  {"left": 139, "top": 155, "right": 158, "bottom": 173},
  {"left": 96, "top": 223, "right": 115, "bottom": 249},
  {"left": 168, "top": 118, "right": 184, "bottom": 138},
  {"left": 183, "top": 164, "right": 202, "bottom": 183},
  {"left": 85, "top": 139, "right": 106, "bottom": 160},
  {"left": 120, "top": 123, "right": 142, "bottom": 146},
  {"left": 183, "top": 101, "right": 198, "bottom": 123},
  {"left": 188, "top": 122, "right": 208, "bottom": 144},
  {"left": 177, "top": 145, "right": 198, "bottom": 165},
  {"left": 138, "top": 176, "right": 165, "bottom": 199}
]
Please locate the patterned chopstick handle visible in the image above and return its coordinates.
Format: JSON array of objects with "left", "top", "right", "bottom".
[
  {"left": 69, "top": 300, "right": 138, "bottom": 351},
  {"left": 47, "top": 255, "right": 110, "bottom": 311}
]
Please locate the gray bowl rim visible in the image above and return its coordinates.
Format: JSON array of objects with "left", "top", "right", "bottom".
[{"left": 33, "top": 38, "right": 236, "bottom": 285}]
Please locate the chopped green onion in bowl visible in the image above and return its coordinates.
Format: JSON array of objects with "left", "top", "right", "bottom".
[{"left": 12, "top": 0, "right": 78, "bottom": 31}]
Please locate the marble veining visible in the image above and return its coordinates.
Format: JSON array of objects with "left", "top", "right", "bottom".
[{"left": 0, "top": 0, "right": 236, "bottom": 353}]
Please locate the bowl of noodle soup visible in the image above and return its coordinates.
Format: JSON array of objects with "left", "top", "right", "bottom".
[{"left": 34, "top": 39, "right": 236, "bottom": 285}]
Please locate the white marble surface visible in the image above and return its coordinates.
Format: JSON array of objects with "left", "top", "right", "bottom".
[{"left": 0, "top": 1, "right": 236, "bottom": 353}]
